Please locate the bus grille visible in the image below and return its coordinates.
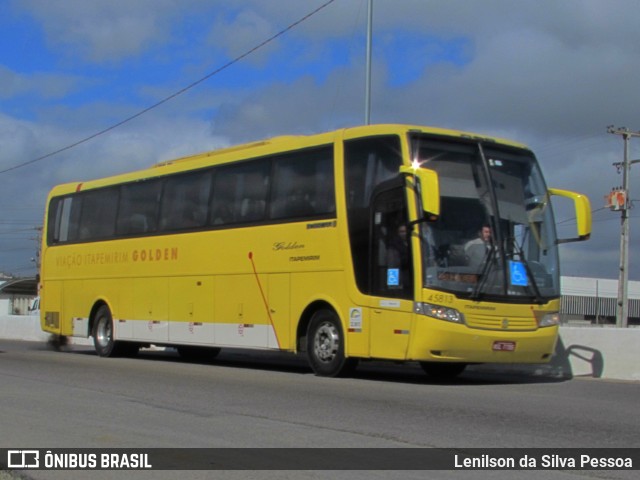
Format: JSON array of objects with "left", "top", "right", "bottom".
[{"left": 465, "top": 314, "right": 537, "bottom": 331}]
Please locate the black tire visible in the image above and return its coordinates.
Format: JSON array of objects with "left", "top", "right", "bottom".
[
  {"left": 420, "top": 362, "right": 467, "bottom": 379},
  {"left": 177, "top": 346, "right": 221, "bottom": 363},
  {"left": 306, "top": 309, "right": 357, "bottom": 377},
  {"left": 92, "top": 305, "right": 136, "bottom": 357}
]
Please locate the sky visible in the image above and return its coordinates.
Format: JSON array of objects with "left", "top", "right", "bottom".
[{"left": 1, "top": 0, "right": 640, "bottom": 281}]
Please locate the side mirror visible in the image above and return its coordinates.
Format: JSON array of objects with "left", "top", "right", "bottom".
[
  {"left": 400, "top": 166, "right": 440, "bottom": 218},
  {"left": 549, "top": 188, "right": 592, "bottom": 243}
]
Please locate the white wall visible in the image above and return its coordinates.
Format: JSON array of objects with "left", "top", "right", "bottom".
[{"left": 0, "top": 314, "right": 638, "bottom": 381}]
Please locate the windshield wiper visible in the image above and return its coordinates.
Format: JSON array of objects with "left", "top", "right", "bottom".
[{"left": 470, "top": 245, "right": 496, "bottom": 300}]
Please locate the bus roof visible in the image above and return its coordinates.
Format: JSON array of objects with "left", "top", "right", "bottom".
[
  {"left": 159, "top": 124, "right": 528, "bottom": 166},
  {"left": 48, "top": 124, "right": 530, "bottom": 196}
]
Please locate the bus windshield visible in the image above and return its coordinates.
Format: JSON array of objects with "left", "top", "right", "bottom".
[{"left": 414, "top": 136, "right": 560, "bottom": 303}]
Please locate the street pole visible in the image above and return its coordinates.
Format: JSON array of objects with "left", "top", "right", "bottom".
[
  {"left": 365, "top": 0, "right": 373, "bottom": 125},
  {"left": 607, "top": 126, "right": 640, "bottom": 327}
]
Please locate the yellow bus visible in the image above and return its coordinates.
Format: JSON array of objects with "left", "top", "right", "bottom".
[{"left": 40, "top": 124, "right": 591, "bottom": 378}]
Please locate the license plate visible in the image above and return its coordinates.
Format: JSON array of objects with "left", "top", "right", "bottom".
[{"left": 492, "top": 341, "right": 516, "bottom": 352}]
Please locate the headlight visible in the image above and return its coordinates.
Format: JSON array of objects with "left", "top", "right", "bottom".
[
  {"left": 538, "top": 312, "right": 560, "bottom": 327},
  {"left": 415, "top": 302, "right": 465, "bottom": 324}
]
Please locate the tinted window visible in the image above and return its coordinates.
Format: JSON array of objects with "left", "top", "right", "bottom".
[
  {"left": 78, "top": 188, "right": 118, "bottom": 240},
  {"left": 46, "top": 144, "right": 337, "bottom": 245},
  {"left": 47, "top": 196, "right": 80, "bottom": 244},
  {"left": 116, "top": 180, "right": 162, "bottom": 235},
  {"left": 344, "top": 136, "right": 403, "bottom": 294},
  {"left": 270, "top": 148, "right": 334, "bottom": 220},
  {"left": 211, "top": 161, "right": 270, "bottom": 225},
  {"left": 160, "top": 171, "right": 211, "bottom": 231}
]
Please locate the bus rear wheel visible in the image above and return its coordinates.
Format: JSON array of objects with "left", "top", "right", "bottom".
[
  {"left": 307, "top": 309, "right": 357, "bottom": 377},
  {"left": 420, "top": 362, "right": 466, "bottom": 379},
  {"left": 93, "top": 305, "right": 135, "bottom": 357}
]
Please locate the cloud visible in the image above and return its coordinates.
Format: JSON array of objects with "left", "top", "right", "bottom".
[
  {"left": 0, "top": 66, "right": 80, "bottom": 100},
  {"left": 207, "top": 8, "right": 279, "bottom": 66},
  {"left": 3, "top": 0, "right": 640, "bottom": 279},
  {"left": 15, "top": 0, "right": 181, "bottom": 63}
]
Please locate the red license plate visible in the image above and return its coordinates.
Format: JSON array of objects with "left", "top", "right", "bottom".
[{"left": 492, "top": 341, "right": 516, "bottom": 352}]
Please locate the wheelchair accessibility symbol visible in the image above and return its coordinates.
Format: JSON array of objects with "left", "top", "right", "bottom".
[
  {"left": 509, "top": 261, "right": 528, "bottom": 287},
  {"left": 387, "top": 268, "right": 400, "bottom": 287}
]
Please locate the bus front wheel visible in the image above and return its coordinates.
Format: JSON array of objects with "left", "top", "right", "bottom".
[{"left": 307, "top": 309, "right": 357, "bottom": 377}]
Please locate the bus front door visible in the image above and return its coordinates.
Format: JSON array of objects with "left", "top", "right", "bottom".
[{"left": 368, "top": 185, "right": 413, "bottom": 360}]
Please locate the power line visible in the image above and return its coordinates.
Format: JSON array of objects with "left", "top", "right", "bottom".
[
  {"left": 0, "top": 0, "right": 337, "bottom": 176},
  {"left": 534, "top": 131, "right": 607, "bottom": 157},
  {"left": 0, "top": 230, "right": 41, "bottom": 237},
  {"left": 556, "top": 206, "right": 607, "bottom": 226}
]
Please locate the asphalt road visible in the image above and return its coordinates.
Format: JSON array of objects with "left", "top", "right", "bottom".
[{"left": 0, "top": 339, "right": 638, "bottom": 480}]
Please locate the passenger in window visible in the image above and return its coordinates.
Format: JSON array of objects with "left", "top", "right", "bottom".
[{"left": 464, "top": 224, "right": 493, "bottom": 268}]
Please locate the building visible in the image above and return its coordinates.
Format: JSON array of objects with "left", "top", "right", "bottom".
[
  {"left": 0, "top": 277, "right": 39, "bottom": 316},
  {"left": 560, "top": 276, "right": 640, "bottom": 326}
]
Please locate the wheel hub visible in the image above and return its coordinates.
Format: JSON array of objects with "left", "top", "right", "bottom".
[
  {"left": 314, "top": 321, "right": 339, "bottom": 363},
  {"left": 96, "top": 318, "right": 111, "bottom": 347}
]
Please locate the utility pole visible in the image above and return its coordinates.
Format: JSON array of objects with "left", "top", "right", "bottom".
[
  {"left": 32, "top": 226, "right": 43, "bottom": 273},
  {"left": 607, "top": 126, "right": 640, "bottom": 327}
]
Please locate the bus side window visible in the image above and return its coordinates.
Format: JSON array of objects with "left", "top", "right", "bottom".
[
  {"left": 240, "top": 170, "right": 268, "bottom": 222},
  {"left": 48, "top": 196, "right": 79, "bottom": 244},
  {"left": 116, "top": 180, "right": 161, "bottom": 236},
  {"left": 211, "top": 161, "right": 270, "bottom": 226},
  {"left": 78, "top": 188, "right": 118, "bottom": 240},
  {"left": 210, "top": 159, "right": 271, "bottom": 225},
  {"left": 211, "top": 168, "right": 234, "bottom": 225},
  {"left": 160, "top": 171, "right": 211, "bottom": 231},
  {"left": 269, "top": 147, "right": 335, "bottom": 221}
]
